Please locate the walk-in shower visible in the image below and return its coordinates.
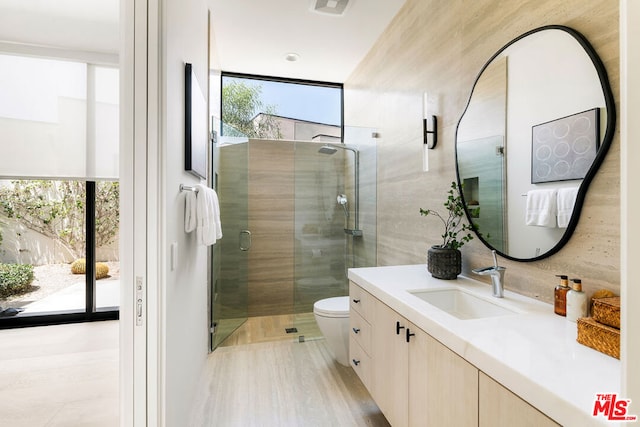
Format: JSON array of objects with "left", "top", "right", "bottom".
[{"left": 212, "top": 132, "right": 377, "bottom": 349}]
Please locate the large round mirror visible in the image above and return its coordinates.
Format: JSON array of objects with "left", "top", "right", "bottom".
[{"left": 455, "top": 25, "right": 615, "bottom": 261}]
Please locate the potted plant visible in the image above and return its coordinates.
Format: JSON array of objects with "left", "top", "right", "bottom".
[{"left": 420, "top": 182, "right": 475, "bottom": 279}]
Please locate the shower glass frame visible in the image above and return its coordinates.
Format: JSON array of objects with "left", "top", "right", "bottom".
[{"left": 210, "top": 129, "right": 250, "bottom": 350}]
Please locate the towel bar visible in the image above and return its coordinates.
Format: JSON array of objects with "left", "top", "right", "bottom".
[{"left": 180, "top": 184, "right": 199, "bottom": 193}]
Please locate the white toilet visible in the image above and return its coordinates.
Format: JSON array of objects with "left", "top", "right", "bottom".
[{"left": 313, "top": 296, "right": 350, "bottom": 366}]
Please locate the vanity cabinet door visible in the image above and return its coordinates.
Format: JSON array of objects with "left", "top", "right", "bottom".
[
  {"left": 406, "top": 321, "right": 428, "bottom": 427},
  {"left": 479, "top": 372, "right": 560, "bottom": 427},
  {"left": 415, "top": 333, "right": 478, "bottom": 426},
  {"left": 371, "top": 299, "right": 479, "bottom": 427},
  {"left": 349, "top": 333, "right": 372, "bottom": 390},
  {"left": 350, "top": 281, "right": 375, "bottom": 320},
  {"left": 349, "top": 282, "right": 375, "bottom": 390},
  {"left": 350, "top": 302, "right": 372, "bottom": 355},
  {"left": 373, "top": 300, "right": 409, "bottom": 427}
]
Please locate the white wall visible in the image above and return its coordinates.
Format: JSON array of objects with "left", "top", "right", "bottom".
[
  {"left": 160, "top": 0, "right": 209, "bottom": 424},
  {"left": 0, "top": 218, "right": 76, "bottom": 264},
  {"left": 621, "top": 0, "right": 640, "bottom": 416},
  {"left": 505, "top": 29, "right": 606, "bottom": 258}
]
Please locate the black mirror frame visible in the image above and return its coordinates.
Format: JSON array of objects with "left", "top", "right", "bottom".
[{"left": 455, "top": 25, "right": 616, "bottom": 262}]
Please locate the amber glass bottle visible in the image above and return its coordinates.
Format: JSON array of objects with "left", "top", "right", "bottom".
[{"left": 554, "top": 275, "right": 570, "bottom": 316}]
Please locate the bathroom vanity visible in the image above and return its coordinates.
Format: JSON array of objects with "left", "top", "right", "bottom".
[{"left": 348, "top": 265, "right": 620, "bottom": 426}]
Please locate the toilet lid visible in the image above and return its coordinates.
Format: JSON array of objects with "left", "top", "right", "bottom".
[{"left": 313, "top": 296, "right": 349, "bottom": 317}]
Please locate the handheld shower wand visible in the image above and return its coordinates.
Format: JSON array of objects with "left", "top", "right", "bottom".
[{"left": 337, "top": 194, "right": 349, "bottom": 218}]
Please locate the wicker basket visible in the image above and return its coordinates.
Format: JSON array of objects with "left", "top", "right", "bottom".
[
  {"left": 427, "top": 246, "right": 461, "bottom": 280},
  {"left": 577, "top": 317, "right": 620, "bottom": 359},
  {"left": 592, "top": 296, "right": 620, "bottom": 329}
]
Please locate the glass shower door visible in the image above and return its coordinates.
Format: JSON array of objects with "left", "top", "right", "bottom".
[
  {"left": 293, "top": 141, "right": 347, "bottom": 340},
  {"left": 292, "top": 130, "right": 377, "bottom": 340},
  {"left": 211, "top": 138, "right": 249, "bottom": 349}
]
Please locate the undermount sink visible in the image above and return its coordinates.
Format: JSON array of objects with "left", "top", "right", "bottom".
[{"left": 408, "top": 288, "right": 518, "bottom": 320}]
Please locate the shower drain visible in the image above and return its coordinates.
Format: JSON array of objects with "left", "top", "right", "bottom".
[{"left": 285, "top": 327, "right": 298, "bottom": 334}]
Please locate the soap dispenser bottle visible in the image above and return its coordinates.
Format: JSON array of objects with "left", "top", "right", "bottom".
[
  {"left": 554, "top": 275, "right": 570, "bottom": 316},
  {"left": 566, "top": 279, "right": 588, "bottom": 322}
]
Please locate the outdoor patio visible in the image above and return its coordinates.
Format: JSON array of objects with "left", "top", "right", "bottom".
[{"left": 1, "top": 262, "right": 120, "bottom": 314}]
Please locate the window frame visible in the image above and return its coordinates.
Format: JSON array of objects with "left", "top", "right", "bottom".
[
  {"left": 220, "top": 72, "right": 344, "bottom": 141},
  {"left": 0, "top": 180, "right": 119, "bottom": 329}
]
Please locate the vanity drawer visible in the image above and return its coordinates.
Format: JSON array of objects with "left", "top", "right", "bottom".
[
  {"left": 350, "top": 335, "right": 372, "bottom": 391},
  {"left": 350, "top": 309, "right": 372, "bottom": 355},
  {"left": 350, "top": 281, "right": 374, "bottom": 320}
]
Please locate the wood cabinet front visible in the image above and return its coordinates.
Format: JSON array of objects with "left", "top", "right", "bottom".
[
  {"left": 349, "top": 281, "right": 555, "bottom": 427},
  {"left": 372, "top": 300, "right": 410, "bottom": 426},
  {"left": 479, "top": 372, "right": 560, "bottom": 427}
]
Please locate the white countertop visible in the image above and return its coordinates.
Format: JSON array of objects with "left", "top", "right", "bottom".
[{"left": 348, "top": 264, "right": 621, "bottom": 427}]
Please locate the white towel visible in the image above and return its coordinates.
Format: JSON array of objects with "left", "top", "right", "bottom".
[
  {"left": 525, "top": 189, "right": 557, "bottom": 227},
  {"left": 184, "top": 191, "right": 197, "bottom": 233},
  {"left": 557, "top": 187, "right": 578, "bottom": 228},
  {"left": 196, "top": 184, "right": 222, "bottom": 246}
]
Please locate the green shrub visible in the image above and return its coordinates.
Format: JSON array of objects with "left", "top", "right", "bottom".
[{"left": 0, "top": 263, "right": 34, "bottom": 298}]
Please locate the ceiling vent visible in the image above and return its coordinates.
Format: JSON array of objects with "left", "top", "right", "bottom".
[{"left": 310, "top": 0, "right": 351, "bottom": 16}]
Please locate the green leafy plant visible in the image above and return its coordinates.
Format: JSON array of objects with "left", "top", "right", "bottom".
[
  {"left": 0, "top": 263, "right": 34, "bottom": 298},
  {"left": 222, "top": 80, "right": 282, "bottom": 139},
  {"left": 420, "top": 182, "right": 475, "bottom": 250}
]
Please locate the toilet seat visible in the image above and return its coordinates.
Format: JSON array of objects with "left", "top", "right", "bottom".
[{"left": 313, "top": 296, "right": 349, "bottom": 318}]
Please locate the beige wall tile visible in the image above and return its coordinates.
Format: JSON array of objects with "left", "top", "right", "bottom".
[{"left": 345, "top": 0, "right": 620, "bottom": 302}]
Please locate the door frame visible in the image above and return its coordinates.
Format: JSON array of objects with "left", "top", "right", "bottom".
[
  {"left": 621, "top": 0, "right": 640, "bottom": 411},
  {"left": 120, "top": 0, "right": 163, "bottom": 424}
]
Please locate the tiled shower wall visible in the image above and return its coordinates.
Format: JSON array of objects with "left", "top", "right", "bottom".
[
  {"left": 247, "top": 140, "right": 349, "bottom": 317},
  {"left": 247, "top": 141, "right": 296, "bottom": 317}
]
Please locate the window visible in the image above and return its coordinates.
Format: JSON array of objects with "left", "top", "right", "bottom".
[
  {"left": 0, "top": 54, "right": 119, "bottom": 327},
  {"left": 221, "top": 73, "right": 343, "bottom": 142}
]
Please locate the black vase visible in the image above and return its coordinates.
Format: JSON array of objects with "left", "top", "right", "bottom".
[{"left": 427, "top": 245, "right": 461, "bottom": 280}]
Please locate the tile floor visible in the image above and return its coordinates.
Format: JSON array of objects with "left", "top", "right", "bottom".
[
  {"left": 0, "top": 320, "right": 119, "bottom": 427},
  {"left": 0, "top": 317, "right": 386, "bottom": 427},
  {"left": 191, "top": 339, "right": 389, "bottom": 427}
]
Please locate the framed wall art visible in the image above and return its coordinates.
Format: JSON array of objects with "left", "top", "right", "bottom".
[
  {"left": 531, "top": 108, "right": 600, "bottom": 184},
  {"left": 185, "top": 62, "right": 208, "bottom": 179}
]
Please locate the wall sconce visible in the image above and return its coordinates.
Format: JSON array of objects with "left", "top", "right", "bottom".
[
  {"left": 422, "top": 93, "right": 438, "bottom": 172},
  {"left": 423, "top": 91, "right": 438, "bottom": 149},
  {"left": 423, "top": 115, "right": 437, "bottom": 149}
]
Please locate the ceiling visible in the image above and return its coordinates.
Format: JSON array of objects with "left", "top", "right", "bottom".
[
  {"left": 0, "top": 0, "right": 119, "bottom": 55},
  {"left": 209, "top": 0, "right": 407, "bottom": 82},
  {"left": 0, "top": 0, "right": 406, "bottom": 83}
]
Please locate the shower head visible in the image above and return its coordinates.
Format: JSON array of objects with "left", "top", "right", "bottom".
[
  {"left": 318, "top": 145, "right": 338, "bottom": 155},
  {"left": 318, "top": 144, "right": 359, "bottom": 155}
]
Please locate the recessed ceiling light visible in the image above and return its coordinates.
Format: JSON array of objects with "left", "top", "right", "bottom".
[{"left": 285, "top": 53, "right": 300, "bottom": 62}]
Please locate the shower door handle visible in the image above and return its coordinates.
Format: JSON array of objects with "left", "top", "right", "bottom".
[{"left": 239, "top": 230, "right": 252, "bottom": 251}]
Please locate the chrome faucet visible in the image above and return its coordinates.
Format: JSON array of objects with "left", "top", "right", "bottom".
[{"left": 472, "top": 250, "right": 506, "bottom": 298}]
